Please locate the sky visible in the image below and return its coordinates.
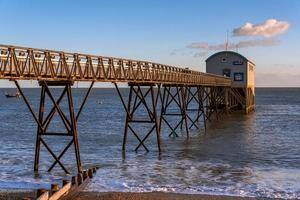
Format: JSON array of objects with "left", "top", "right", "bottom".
[{"left": 0, "top": 0, "right": 299, "bottom": 87}]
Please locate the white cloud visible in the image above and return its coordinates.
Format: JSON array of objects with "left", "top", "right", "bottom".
[
  {"left": 173, "top": 19, "right": 290, "bottom": 59},
  {"left": 233, "top": 19, "right": 290, "bottom": 37}
]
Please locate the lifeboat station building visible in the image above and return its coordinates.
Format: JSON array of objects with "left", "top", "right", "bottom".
[{"left": 206, "top": 51, "right": 255, "bottom": 114}]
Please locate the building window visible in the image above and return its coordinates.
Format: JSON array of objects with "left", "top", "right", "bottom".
[
  {"left": 232, "top": 60, "right": 244, "bottom": 65},
  {"left": 234, "top": 72, "right": 244, "bottom": 81},
  {"left": 222, "top": 69, "right": 231, "bottom": 77}
]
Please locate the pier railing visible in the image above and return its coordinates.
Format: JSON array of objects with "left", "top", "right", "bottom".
[{"left": 0, "top": 44, "right": 231, "bottom": 86}]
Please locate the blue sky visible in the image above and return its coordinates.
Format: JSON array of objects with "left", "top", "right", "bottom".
[{"left": 0, "top": 0, "right": 299, "bottom": 87}]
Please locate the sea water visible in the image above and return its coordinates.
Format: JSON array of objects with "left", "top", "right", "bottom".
[{"left": 0, "top": 88, "right": 299, "bottom": 199}]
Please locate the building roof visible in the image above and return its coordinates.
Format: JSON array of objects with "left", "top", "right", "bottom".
[{"left": 205, "top": 51, "right": 255, "bottom": 66}]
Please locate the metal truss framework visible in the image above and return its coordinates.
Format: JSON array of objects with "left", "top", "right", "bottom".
[
  {"left": 15, "top": 80, "right": 94, "bottom": 174},
  {"left": 0, "top": 44, "right": 230, "bottom": 86},
  {"left": 185, "top": 86, "right": 207, "bottom": 130},
  {"left": 114, "top": 84, "right": 243, "bottom": 153},
  {"left": 0, "top": 44, "right": 250, "bottom": 174},
  {"left": 14, "top": 80, "right": 242, "bottom": 172},
  {"left": 114, "top": 83, "right": 161, "bottom": 152},
  {"left": 159, "top": 85, "right": 189, "bottom": 138},
  {"left": 204, "top": 87, "right": 223, "bottom": 121}
]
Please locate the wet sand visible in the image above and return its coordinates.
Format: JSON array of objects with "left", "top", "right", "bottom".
[
  {"left": 74, "top": 192, "right": 274, "bottom": 200},
  {"left": 0, "top": 190, "right": 278, "bottom": 200},
  {"left": 0, "top": 189, "right": 34, "bottom": 200}
]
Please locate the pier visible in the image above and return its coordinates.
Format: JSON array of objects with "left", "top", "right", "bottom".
[{"left": 0, "top": 44, "right": 252, "bottom": 174}]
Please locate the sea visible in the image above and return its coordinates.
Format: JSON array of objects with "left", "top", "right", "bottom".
[{"left": 0, "top": 87, "right": 299, "bottom": 199}]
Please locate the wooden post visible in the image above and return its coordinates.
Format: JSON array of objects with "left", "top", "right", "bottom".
[
  {"left": 77, "top": 173, "right": 83, "bottom": 185},
  {"left": 83, "top": 170, "right": 88, "bottom": 180},
  {"left": 51, "top": 183, "right": 60, "bottom": 194},
  {"left": 71, "top": 176, "right": 78, "bottom": 186},
  {"left": 36, "top": 188, "right": 48, "bottom": 199},
  {"left": 88, "top": 168, "right": 93, "bottom": 178},
  {"left": 63, "top": 180, "right": 70, "bottom": 186}
]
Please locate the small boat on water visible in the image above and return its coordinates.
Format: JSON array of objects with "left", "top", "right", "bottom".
[{"left": 5, "top": 91, "right": 20, "bottom": 98}]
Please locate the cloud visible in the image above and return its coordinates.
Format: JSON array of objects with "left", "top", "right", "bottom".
[
  {"left": 233, "top": 19, "right": 290, "bottom": 37},
  {"left": 233, "top": 38, "right": 280, "bottom": 48},
  {"left": 187, "top": 38, "right": 280, "bottom": 51},
  {"left": 173, "top": 19, "right": 290, "bottom": 58}
]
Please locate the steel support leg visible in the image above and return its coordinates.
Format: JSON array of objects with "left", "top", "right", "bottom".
[
  {"left": 15, "top": 80, "right": 94, "bottom": 174},
  {"left": 185, "top": 86, "right": 206, "bottom": 131},
  {"left": 115, "top": 83, "right": 161, "bottom": 152},
  {"left": 158, "top": 85, "right": 189, "bottom": 138}
]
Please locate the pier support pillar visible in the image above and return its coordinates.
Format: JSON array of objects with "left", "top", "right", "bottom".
[
  {"left": 204, "top": 86, "right": 226, "bottom": 121},
  {"left": 114, "top": 82, "right": 161, "bottom": 152},
  {"left": 15, "top": 80, "right": 94, "bottom": 174},
  {"left": 185, "top": 86, "right": 207, "bottom": 131},
  {"left": 158, "top": 85, "right": 189, "bottom": 138},
  {"left": 225, "top": 87, "right": 229, "bottom": 114},
  {"left": 204, "top": 87, "right": 214, "bottom": 122},
  {"left": 228, "top": 88, "right": 245, "bottom": 112}
]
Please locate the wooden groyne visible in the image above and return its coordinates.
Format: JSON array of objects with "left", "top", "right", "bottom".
[{"left": 23, "top": 167, "right": 97, "bottom": 200}]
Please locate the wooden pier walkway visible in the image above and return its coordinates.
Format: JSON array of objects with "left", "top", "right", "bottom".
[{"left": 0, "top": 44, "right": 242, "bottom": 175}]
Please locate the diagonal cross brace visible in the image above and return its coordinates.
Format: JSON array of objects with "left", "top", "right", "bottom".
[
  {"left": 15, "top": 80, "right": 94, "bottom": 174},
  {"left": 115, "top": 83, "right": 160, "bottom": 152},
  {"left": 159, "top": 86, "right": 189, "bottom": 138},
  {"left": 185, "top": 87, "right": 206, "bottom": 130}
]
